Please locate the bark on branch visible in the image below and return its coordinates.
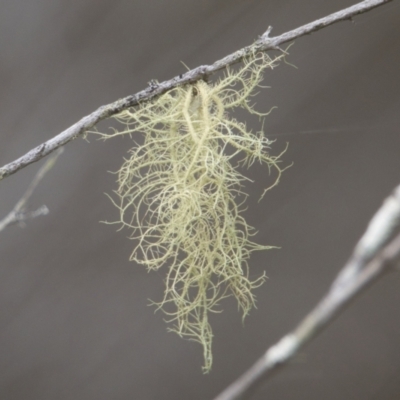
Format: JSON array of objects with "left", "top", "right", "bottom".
[
  {"left": 0, "top": 0, "right": 393, "bottom": 181},
  {"left": 213, "top": 184, "right": 400, "bottom": 400},
  {"left": 0, "top": 149, "right": 63, "bottom": 231}
]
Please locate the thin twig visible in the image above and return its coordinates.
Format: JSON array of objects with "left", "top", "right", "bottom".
[
  {"left": 0, "top": 148, "right": 64, "bottom": 232},
  {"left": 0, "top": 0, "right": 393, "bottom": 182},
  {"left": 213, "top": 184, "right": 400, "bottom": 400}
]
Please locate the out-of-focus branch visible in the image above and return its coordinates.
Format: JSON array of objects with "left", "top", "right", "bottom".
[
  {"left": 213, "top": 184, "right": 400, "bottom": 400},
  {"left": 0, "top": 0, "right": 393, "bottom": 182},
  {"left": 0, "top": 148, "right": 63, "bottom": 232}
]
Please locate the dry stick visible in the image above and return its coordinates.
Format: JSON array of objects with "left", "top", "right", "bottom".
[
  {"left": 0, "top": 148, "right": 64, "bottom": 232},
  {"left": 0, "top": 0, "right": 393, "bottom": 182},
  {"left": 213, "top": 184, "right": 400, "bottom": 400}
]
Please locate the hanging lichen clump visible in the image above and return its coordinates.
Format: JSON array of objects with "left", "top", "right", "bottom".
[{"left": 99, "top": 52, "right": 286, "bottom": 372}]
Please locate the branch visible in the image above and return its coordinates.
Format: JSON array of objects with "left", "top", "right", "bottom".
[
  {"left": 0, "top": 0, "right": 393, "bottom": 182},
  {"left": 0, "top": 148, "right": 63, "bottom": 232},
  {"left": 213, "top": 184, "right": 400, "bottom": 400}
]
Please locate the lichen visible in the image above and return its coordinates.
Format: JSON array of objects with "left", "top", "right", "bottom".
[{"left": 99, "top": 52, "right": 286, "bottom": 372}]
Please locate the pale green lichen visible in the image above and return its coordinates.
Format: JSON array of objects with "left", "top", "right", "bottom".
[{"left": 99, "top": 52, "right": 286, "bottom": 372}]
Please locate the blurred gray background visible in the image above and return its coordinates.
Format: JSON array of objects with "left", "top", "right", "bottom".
[{"left": 0, "top": 1, "right": 400, "bottom": 399}]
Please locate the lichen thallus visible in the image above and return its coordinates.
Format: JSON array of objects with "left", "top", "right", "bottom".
[{"left": 97, "top": 52, "right": 288, "bottom": 372}]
